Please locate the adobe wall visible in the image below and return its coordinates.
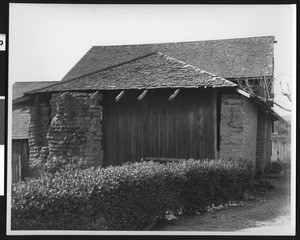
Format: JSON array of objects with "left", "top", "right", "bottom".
[
  {"left": 256, "top": 111, "right": 272, "bottom": 171},
  {"left": 28, "top": 91, "right": 103, "bottom": 170},
  {"left": 242, "top": 96, "right": 258, "bottom": 162},
  {"left": 219, "top": 93, "right": 243, "bottom": 160},
  {"left": 219, "top": 92, "right": 258, "bottom": 166}
]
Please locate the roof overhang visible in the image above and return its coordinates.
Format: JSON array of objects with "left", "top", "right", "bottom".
[
  {"left": 12, "top": 95, "right": 33, "bottom": 105},
  {"left": 233, "top": 87, "right": 278, "bottom": 120}
]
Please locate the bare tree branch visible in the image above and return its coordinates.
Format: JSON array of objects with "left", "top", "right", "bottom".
[
  {"left": 267, "top": 77, "right": 273, "bottom": 88},
  {"left": 273, "top": 101, "right": 291, "bottom": 112},
  {"left": 286, "top": 82, "right": 292, "bottom": 97},
  {"left": 264, "top": 77, "right": 270, "bottom": 99},
  {"left": 255, "top": 94, "right": 291, "bottom": 112},
  {"left": 280, "top": 81, "right": 292, "bottom": 102}
]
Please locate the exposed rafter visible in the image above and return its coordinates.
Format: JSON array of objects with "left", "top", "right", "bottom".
[
  {"left": 90, "top": 91, "right": 99, "bottom": 100},
  {"left": 60, "top": 91, "right": 69, "bottom": 98},
  {"left": 137, "top": 90, "right": 148, "bottom": 101},
  {"left": 235, "top": 88, "right": 251, "bottom": 98},
  {"left": 115, "top": 90, "right": 125, "bottom": 102},
  {"left": 168, "top": 89, "right": 180, "bottom": 101}
]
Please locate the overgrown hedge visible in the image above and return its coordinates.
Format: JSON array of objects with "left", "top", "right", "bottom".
[{"left": 11, "top": 159, "right": 254, "bottom": 230}]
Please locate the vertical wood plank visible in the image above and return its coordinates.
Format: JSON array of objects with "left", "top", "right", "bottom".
[
  {"left": 18, "top": 154, "right": 22, "bottom": 182},
  {"left": 213, "top": 88, "right": 218, "bottom": 159},
  {"left": 102, "top": 89, "right": 215, "bottom": 166}
]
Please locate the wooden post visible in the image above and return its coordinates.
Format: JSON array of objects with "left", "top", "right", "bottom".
[
  {"left": 35, "top": 94, "right": 39, "bottom": 103},
  {"left": 213, "top": 88, "right": 218, "bottom": 159},
  {"left": 115, "top": 90, "right": 125, "bottom": 102},
  {"left": 137, "top": 90, "right": 148, "bottom": 101}
]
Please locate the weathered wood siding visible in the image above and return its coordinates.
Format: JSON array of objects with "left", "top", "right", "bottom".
[
  {"left": 102, "top": 88, "right": 216, "bottom": 166},
  {"left": 271, "top": 140, "right": 290, "bottom": 163},
  {"left": 12, "top": 139, "right": 29, "bottom": 182},
  {"left": 256, "top": 111, "right": 273, "bottom": 171}
]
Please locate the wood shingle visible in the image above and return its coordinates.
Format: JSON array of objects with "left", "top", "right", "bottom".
[
  {"left": 61, "top": 36, "right": 275, "bottom": 82},
  {"left": 26, "top": 52, "right": 236, "bottom": 94}
]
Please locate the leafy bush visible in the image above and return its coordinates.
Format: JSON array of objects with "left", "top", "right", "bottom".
[
  {"left": 250, "top": 179, "right": 274, "bottom": 192},
  {"left": 267, "top": 160, "right": 285, "bottom": 173},
  {"left": 11, "top": 159, "right": 254, "bottom": 230},
  {"left": 42, "top": 155, "right": 89, "bottom": 174},
  {"left": 28, "top": 155, "right": 90, "bottom": 180},
  {"left": 178, "top": 159, "right": 254, "bottom": 214}
]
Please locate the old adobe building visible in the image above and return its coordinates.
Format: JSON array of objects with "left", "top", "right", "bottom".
[{"left": 13, "top": 36, "right": 277, "bottom": 174}]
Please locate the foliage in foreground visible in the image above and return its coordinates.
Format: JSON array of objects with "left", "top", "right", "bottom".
[{"left": 11, "top": 158, "right": 254, "bottom": 230}]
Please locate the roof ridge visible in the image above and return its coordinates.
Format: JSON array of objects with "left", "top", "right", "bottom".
[
  {"left": 156, "top": 51, "right": 234, "bottom": 84},
  {"left": 90, "top": 36, "right": 275, "bottom": 48},
  {"left": 25, "top": 52, "right": 158, "bottom": 95},
  {"left": 13, "top": 81, "right": 57, "bottom": 86}
]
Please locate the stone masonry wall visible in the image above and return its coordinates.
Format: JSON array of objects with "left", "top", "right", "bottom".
[
  {"left": 48, "top": 92, "right": 103, "bottom": 166},
  {"left": 28, "top": 104, "right": 42, "bottom": 166},
  {"left": 28, "top": 99, "right": 51, "bottom": 168},
  {"left": 28, "top": 91, "right": 103, "bottom": 170},
  {"left": 28, "top": 96, "right": 50, "bottom": 177},
  {"left": 219, "top": 92, "right": 258, "bottom": 167}
]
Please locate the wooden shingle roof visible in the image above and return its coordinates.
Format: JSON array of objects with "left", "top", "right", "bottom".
[
  {"left": 61, "top": 36, "right": 275, "bottom": 82},
  {"left": 27, "top": 52, "right": 236, "bottom": 94},
  {"left": 12, "top": 81, "right": 57, "bottom": 139},
  {"left": 13, "top": 81, "right": 57, "bottom": 100}
]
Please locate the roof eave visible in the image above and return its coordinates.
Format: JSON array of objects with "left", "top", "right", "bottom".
[
  {"left": 28, "top": 84, "right": 237, "bottom": 94},
  {"left": 233, "top": 86, "right": 278, "bottom": 120},
  {"left": 12, "top": 95, "right": 33, "bottom": 105}
]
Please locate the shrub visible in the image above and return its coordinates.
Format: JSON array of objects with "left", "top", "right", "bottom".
[
  {"left": 251, "top": 179, "right": 274, "bottom": 192},
  {"left": 11, "top": 158, "right": 254, "bottom": 230},
  {"left": 42, "top": 155, "right": 89, "bottom": 174},
  {"left": 178, "top": 159, "right": 254, "bottom": 214},
  {"left": 28, "top": 154, "right": 90, "bottom": 179},
  {"left": 11, "top": 168, "right": 103, "bottom": 230},
  {"left": 267, "top": 160, "right": 286, "bottom": 173}
]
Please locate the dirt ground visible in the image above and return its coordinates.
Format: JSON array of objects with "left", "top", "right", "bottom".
[{"left": 151, "top": 175, "right": 293, "bottom": 233}]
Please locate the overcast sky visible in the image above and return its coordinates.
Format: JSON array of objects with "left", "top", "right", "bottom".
[{"left": 9, "top": 4, "right": 295, "bottom": 116}]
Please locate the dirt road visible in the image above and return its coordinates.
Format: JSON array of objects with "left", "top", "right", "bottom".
[{"left": 151, "top": 178, "right": 292, "bottom": 233}]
